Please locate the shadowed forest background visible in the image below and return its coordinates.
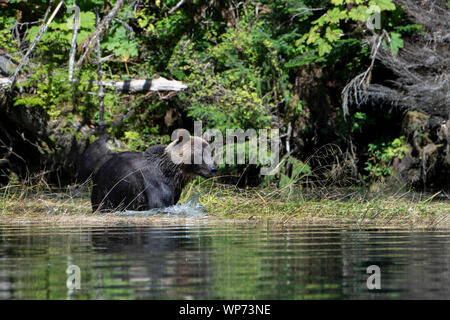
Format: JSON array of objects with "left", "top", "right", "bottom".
[{"left": 0, "top": 0, "right": 449, "bottom": 193}]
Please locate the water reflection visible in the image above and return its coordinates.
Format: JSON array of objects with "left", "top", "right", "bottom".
[
  {"left": 89, "top": 226, "right": 213, "bottom": 299},
  {"left": 0, "top": 222, "right": 449, "bottom": 299}
]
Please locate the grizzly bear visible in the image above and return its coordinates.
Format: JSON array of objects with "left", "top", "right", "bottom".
[{"left": 91, "top": 134, "right": 217, "bottom": 212}]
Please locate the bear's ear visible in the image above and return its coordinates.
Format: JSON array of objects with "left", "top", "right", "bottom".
[{"left": 174, "top": 135, "right": 184, "bottom": 145}]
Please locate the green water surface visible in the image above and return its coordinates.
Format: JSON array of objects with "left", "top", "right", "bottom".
[{"left": 0, "top": 222, "right": 449, "bottom": 299}]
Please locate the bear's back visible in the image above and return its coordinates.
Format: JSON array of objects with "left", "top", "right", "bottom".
[{"left": 91, "top": 146, "right": 177, "bottom": 212}]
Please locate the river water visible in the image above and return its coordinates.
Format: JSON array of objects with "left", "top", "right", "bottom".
[{"left": 0, "top": 220, "right": 450, "bottom": 300}]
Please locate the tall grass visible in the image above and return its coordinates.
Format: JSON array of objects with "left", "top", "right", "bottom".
[
  {"left": 179, "top": 176, "right": 450, "bottom": 227},
  {"left": 0, "top": 167, "right": 449, "bottom": 227},
  {"left": 0, "top": 177, "right": 91, "bottom": 216}
]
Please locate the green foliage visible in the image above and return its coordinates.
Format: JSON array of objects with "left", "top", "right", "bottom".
[
  {"left": 261, "top": 156, "right": 312, "bottom": 190},
  {"left": 351, "top": 112, "right": 368, "bottom": 132},
  {"left": 122, "top": 128, "right": 170, "bottom": 151},
  {"left": 364, "top": 136, "right": 408, "bottom": 179},
  {"left": 386, "top": 31, "right": 404, "bottom": 54},
  {"left": 1, "top": 0, "right": 432, "bottom": 187},
  {"left": 0, "top": 15, "right": 18, "bottom": 53},
  {"left": 14, "top": 65, "right": 71, "bottom": 119},
  {"left": 169, "top": 38, "right": 272, "bottom": 132},
  {"left": 103, "top": 25, "right": 139, "bottom": 61},
  {"left": 297, "top": 0, "right": 397, "bottom": 58},
  {"left": 123, "top": 130, "right": 146, "bottom": 150},
  {"left": 278, "top": 157, "right": 312, "bottom": 189},
  {"left": 25, "top": 11, "right": 94, "bottom": 62}
]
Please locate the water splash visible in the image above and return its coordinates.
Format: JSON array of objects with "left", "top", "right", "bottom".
[{"left": 113, "top": 199, "right": 208, "bottom": 217}]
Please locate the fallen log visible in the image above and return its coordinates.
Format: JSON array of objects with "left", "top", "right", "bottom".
[
  {"left": 1, "top": 76, "right": 188, "bottom": 93},
  {"left": 99, "top": 77, "right": 188, "bottom": 93}
]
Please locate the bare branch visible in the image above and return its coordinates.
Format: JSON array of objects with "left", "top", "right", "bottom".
[
  {"left": 363, "top": 0, "right": 450, "bottom": 117},
  {"left": 95, "top": 8, "right": 105, "bottom": 128},
  {"left": 9, "top": 1, "right": 64, "bottom": 91},
  {"left": 341, "top": 30, "right": 389, "bottom": 118},
  {"left": 168, "top": 0, "right": 186, "bottom": 15},
  {"left": 68, "top": 0, "right": 80, "bottom": 82},
  {"left": 75, "top": 0, "right": 125, "bottom": 70}
]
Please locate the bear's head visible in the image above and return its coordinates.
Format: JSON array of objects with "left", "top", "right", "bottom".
[{"left": 166, "top": 134, "right": 218, "bottom": 179}]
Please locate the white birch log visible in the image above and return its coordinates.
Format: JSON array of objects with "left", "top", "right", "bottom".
[
  {"left": 100, "top": 77, "right": 188, "bottom": 92},
  {"left": 1, "top": 76, "right": 188, "bottom": 93}
]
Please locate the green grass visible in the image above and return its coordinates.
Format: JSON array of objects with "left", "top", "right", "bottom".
[
  {"left": 1, "top": 181, "right": 449, "bottom": 227},
  {"left": 184, "top": 182, "right": 450, "bottom": 227}
]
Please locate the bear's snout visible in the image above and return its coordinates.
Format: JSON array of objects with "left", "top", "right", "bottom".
[
  {"left": 209, "top": 164, "right": 218, "bottom": 173},
  {"left": 198, "top": 163, "right": 218, "bottom": 179}
]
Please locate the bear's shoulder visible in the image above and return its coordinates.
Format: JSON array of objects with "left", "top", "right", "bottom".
[
  {"left": 111, "top": 151, "right": 143, "bottom": 161},
  {"left": 99, "top": 151, "right": 145, "bottom": 171},
  {"left": 144, "top": 144, "right": 166, "bottom": 154},
  {"left": 143, "top": 145, "right": 167, "bottom": 160}
]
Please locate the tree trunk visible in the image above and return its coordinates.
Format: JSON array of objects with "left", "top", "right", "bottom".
[
  {"left": 95, "top": 8, "right": 105, "bottom": 128},
  {"left": 68, "top": 0, "right": 80, "bottom": 82}
]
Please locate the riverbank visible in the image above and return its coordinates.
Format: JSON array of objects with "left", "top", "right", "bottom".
[{"left": 1, "top": 183, "right": 449, "bottom": 228}]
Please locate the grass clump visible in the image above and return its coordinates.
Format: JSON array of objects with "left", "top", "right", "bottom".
[
  {"left": 0, "top": 183, "right": 91, "bottom": 216},
  {"left": 185, "top": 182, "right": 450, "bottom": 226},
  {"left": 1, "top": 179, "right": 449, "bottom": 227}
]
